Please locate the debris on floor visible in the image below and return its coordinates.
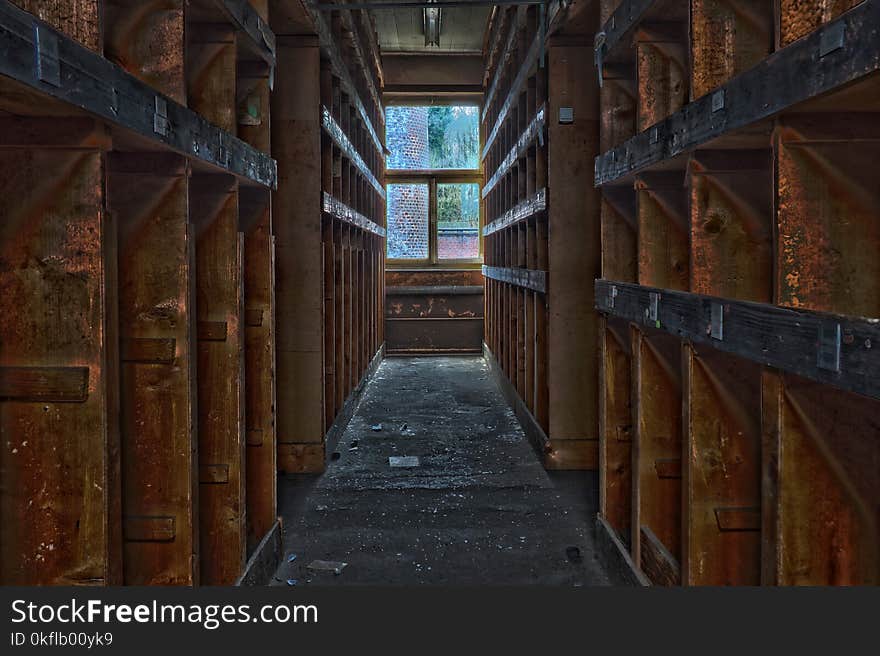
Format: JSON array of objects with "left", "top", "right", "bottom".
[
  {"left": 371, "top": 424, "right": 383, "bottom": 431},
  {"left": 389, "top": 456, "right": 420, "bottom": 468},
  {"left": 307, "top": 560, "right": 348, "bottom": 575}
]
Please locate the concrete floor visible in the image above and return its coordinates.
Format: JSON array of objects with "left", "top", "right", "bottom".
[{"left": 270, "top": 356, "right": 611, "bottom": 585}]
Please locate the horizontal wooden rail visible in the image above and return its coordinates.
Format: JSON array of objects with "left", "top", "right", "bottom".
[
  {"left": 0, "top": 0, "right": 277, "bottom": 188},
  {"left": 386, "top": 285, "right": 483, "bottom": 296},
  {"left": 0, "top": 366, "right": 89, "bottom": 402},
  {"left": 482, "top": 104, "right": 545, "bottom": 198},
  {"left": 595, "top": 280, "right": 880, "bottom": 400},
  {"left": 594, "top": 1, "right": 880, "bottom": 186},
  {"left": 321, "top": 107, "right": 385, "bottom": 198},
  {"left": 308, "top": 3, "right": 384, "bottom": 155},
  {"left": 322, "top": 192, "right": 386, "bottom": 237},
  {"left": 214, "top": 0, "right": 276, "bottom": 66},
  {"left": 482, "top": 265, "right": 547, "bottom": 294},
  {"left": 483, "top": 187, "right": 546, "bottom": 235}
]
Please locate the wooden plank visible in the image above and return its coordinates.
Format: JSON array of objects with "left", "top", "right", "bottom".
[
  {"left": 0, "top": 0, "right": 277, "bottom": 188},
  {"left": 322, "top": 107, "right": 385, "bottom": 198},
  {"left": 192, "top": 174, "right": 245, "bottom": 585},
  {"left": 594, "top": 0, "right": 657, "bottom": 64},
  {"left": 631, "top": 327, "right": 682, "bottom": 572},
  {"left": 483, "top": 187, "right": 546, "bottom": 236},
  {"left": 778, "top": 0, "right": 864, "bottom": 47},
  {"left": 546, "top": 43, "right": 601, "bottom": 462},
  {"left": 762, "top": 371, "right": 880, "bottom": 584},
  {"left": 635, "top": 21, "right": 688, "bottom": 131},
  {"left": 322, "top": 219, "right": 337, "bottom": 432},
  {"left": 595, "top": 280, "right": 880, "bottom": 401},
  {"left": 774, "top": 115, "right": 880, "bottom": 317},
  {"left": 683, "top": 344, "right": 762, "bottom": 585},
  {"left": 599, "top": 317, "right": 633, "bottom": 542},
  {"left": 595, "top": 1, "right": 880, "bottom": 185},
  {"left": 187, "top": 24, "right": 238, "bottom": 134},
  {"left": 0, "top": 145, "right": 120, "bottom": 585},
  {"left": 640, "top": 525, "right": 681, "bottom": 586},
  {"left": 689, "top": 149, "right": 772, "bottom": 302},
  {"left": 690, "top": 0, "right": 773, "bottom": 100},
  {"left": 110, "top": 153, "right": 198, "bottom": 585},
  {"left": 213, "top": 0, "right": 276, "bottom": 65},
  {"left": 0, "top": 366, "right": 89, "bottom": 402},
  {"left": 273, "top": 39, "right": 325, "bottom": 472},
  {"left": 482, "top": 265, "right": 547, "bottom": 294},
  {"left": 103, "top": 0, "right": 186, "bottom": 103},
  {"left": 636, "top": 171, "right": 689, "bottom": 290},
  {"left": 323, "top": 191, "right": 386, "bottom": 236}
]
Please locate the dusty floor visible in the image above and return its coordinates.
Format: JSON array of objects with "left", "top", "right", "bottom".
[{"left": 269, "top": 356, "right": 611, "bottom": 585}]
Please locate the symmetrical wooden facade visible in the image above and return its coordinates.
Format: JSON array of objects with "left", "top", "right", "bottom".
[
  {"left": 482, "top": 2, "right": 601, "bottom": 469},
  {"left": 595, "top": 0, "right": 880, "bottom": 585}
]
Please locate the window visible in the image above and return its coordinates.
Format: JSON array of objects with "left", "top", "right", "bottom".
[{"left": 385, "top": 104, "right": 482, "bottom": 265}]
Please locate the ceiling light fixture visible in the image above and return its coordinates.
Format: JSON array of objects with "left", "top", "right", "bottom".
[{"left": 423, "top": 1, "right": 442, "bottom": 47}]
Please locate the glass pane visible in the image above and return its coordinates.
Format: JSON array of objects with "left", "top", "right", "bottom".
[
  {"left": 387, "top": 183, "right": 429, "bottom": 259},
  {"left": 386, "top": 106, "right": 479, "bottom": 170},
  {"left": 437, "top": 183, "right": 481, "bottom": 260}
]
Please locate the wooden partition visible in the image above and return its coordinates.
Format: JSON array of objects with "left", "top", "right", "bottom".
[
  {"left": 273, "top": 2, "right": 385, "bottom": 473},
  {"left": 481, "top": 2, "right": 600, "bottom": 469},
  {"left": 0, "top": 0, "right": 279, "bottom": 585},
  {"left": 595, "top": 0, "right": 880, "bottom": 585}
]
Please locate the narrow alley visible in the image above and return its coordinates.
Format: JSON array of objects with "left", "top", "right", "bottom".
[{"left": 270, "top": 357, "right": 611, "bottom": 585}]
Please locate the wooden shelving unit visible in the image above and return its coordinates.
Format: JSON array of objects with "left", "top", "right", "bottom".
[
  {"left": 272, "top": 1, "right": 385, "bottom": 474},
  {"left": 0, "top": 0, "right": 278, "bottom": 586},
  {"left": 481, "top": 2, "right": 601, "bottom": 469},
  {"left": 594, "top": 0, "right": 880, "bottom": 585}
]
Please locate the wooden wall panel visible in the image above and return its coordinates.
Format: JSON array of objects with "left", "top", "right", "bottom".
[
  {"left": 0, "top": 142, "right": 120, "bottom": 585},
  {"left": 110, "top": 153, "right": 198, "bottom": 585},
  {"left": 243, "top": 200, "right": 277, "bottom": 555},
  {"left": 191, "top": 175, "right": 245, "bottom": 585},
  {"left": 272, "top": 40, "right": 324, "bottom": 473}
]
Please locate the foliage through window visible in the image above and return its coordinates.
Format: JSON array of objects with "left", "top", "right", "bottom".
[{"left": 387, "top": 105, "right": 480, "bottom": 170}]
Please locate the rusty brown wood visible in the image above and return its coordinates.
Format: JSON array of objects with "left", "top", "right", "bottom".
[
  {"left": 187, "top": 24, "right": 238, "bottom": 134},
  {"left": 631, "top": 326, "right": 682, "bottom": 577},
  {"left": 599, "top": 317, "right": 633, "bottom": 544},
  {"left": 104, "top": 0, "right": 187, "bottom": 103},
  {"left": 0, "top": 143, "right": 121, "bottom": 585},
  {"left": 243, "top": 199, "right": 277, "bottom": 556},
  {"left": 636, "top": 171, "right": 689, "bottom": 290},
  {"left": 273, "top": 39, "right": 324, "bottom": 472},
  {"left": 191, "top": 174, "right": 245, "bottom": 585},
  {"left": 110, "top": 152, "right": 197, "bottom": 585},
  {"left": 683, "top": 344, "right": 762, "bottom": 585},
  {"left": 10, "top": 0, "right": 101, "bottom": 51}
]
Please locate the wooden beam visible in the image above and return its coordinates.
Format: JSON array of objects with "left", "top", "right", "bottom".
[
  {"left": 0, "top": 0, "right": 277, "bottom": 188},
  {"left": 243, "top": 200, "right": 277, "bottom": 555},
  {"left": 483, "top": 188, "right": 546, "bottom": 236},
  {"left": 596, "top": 280, "right": 880, "bottom": 401},
  {"left": 191, "top": 174, "right": 246, "bottom": 585},
  {"left": 483, "top": 105, "right": 545, "bottom": 198},
  {"left": 0, "top": 144, "right": 120, "bottom": 585},
  {"left": 482, "top": 265, "right": 547, "bottom": 294},
  {"left": 323, "top": 191, "right": 386, "bottom": 236},
  {"left": 110, "top": 152, "right": 198, "bottom": 585},
  {"left": 595, "top": 1, "right": 880, "bottom": 185}
]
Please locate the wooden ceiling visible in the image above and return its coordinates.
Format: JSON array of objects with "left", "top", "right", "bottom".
[{"left": 371, "top": 4, "right": 492, "bottom": 54}]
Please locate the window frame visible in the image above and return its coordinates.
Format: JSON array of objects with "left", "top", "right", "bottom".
[{"left": 383, "top": 99, "right": 483, "bottom": 269}]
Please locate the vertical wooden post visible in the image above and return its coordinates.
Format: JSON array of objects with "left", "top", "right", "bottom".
[
  {"left": 598, "top": 317, "right": 633, "bottom": 545},
  {"left": 241, "top": 190, "right": 277, "bottom": 554},
  {"left": 631, "top": 327, "right": 682, "bottom": 585},
  {"left": 191, "top": 174, "right": 245, "bottom": 585},
  {"left": 546, "top": 42, "right": 601, "bottom": 469},
  {"left": 273, "top": 38, "right": 325, "bottom": 473},
  {"left": 635, "top": 22, "right": 688, "bottom": 131},
  {"left": 0, "top": 125, "right": 120, "bottom": 585},
  {"left": 110, "top": 152, "right": 198, "bottom": 585},
  {"left": 683, "top": 346, "right": 762, "bottom": 585}
]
